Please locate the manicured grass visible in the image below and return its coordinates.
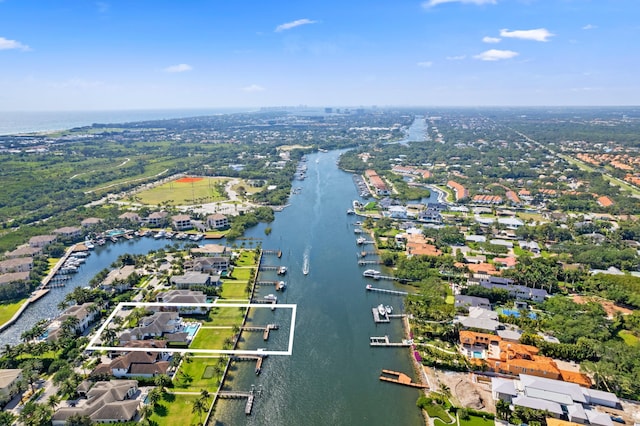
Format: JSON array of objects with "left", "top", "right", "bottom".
[
  {"left": 0, "top": 299, "right": 27, "bottom": 327},
  {"left": 425, "top": 404, "right": 451, "bottom": 422},
  {"left": 219, "top": 281, "right": 249, "bottom": 299},
  {"left": 150, "top": 392, "right": 204, "bottom": 426},
  {"left": 229, "top": 267, "right": 252, "bottom": 280},
  {"left": 173, "top": 357, "right": 223, "bottom": 392},
  {"left": 619, "top": 330, "right": 640, "bottom": 346},
  {"left": 136, "top": 177, "right": 229, "bottom": 206},
  {"left": 235, "top": 251, "right": 258, "bottom": 267},
  {"left": 459, "top": 414, "right": 495, "bottom": 426},
  {"left": 190, "top": 327, "right": 235, "bottom": 350},
  {"left": 203, "top": 306, "right": 245, "bottom": 326}
]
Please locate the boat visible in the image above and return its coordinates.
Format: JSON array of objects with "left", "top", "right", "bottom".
[
  {"left": 165, "top": 232, "right": 175, "bottom": 239},
  {"left": 354, "top": 221, "right": 362, "bottom": 226},
  {"left": 363, "top": 269, "right": 381, "bottom": 279},
  {"left": 110, "top": 236, "right": 118, "bottom": 243},
  {"left": 153, "top": 231, "right": 165, "bottom": 239},
  {"left": 96, "top": 239, "right": 106, "bottom": 245},
  {"left": 277, "top": 266, "right": 287, "bottom": 275},
  {"left": 276, "top": 281, "right": 286, "bottom": 291},
  {"left": 385, "top": 305, "right": 393, "bottom": 314},
  {"left": 354, "top": 228, "right": 363, "bottom": 234},
  {"left": 378, "top": 304, "right": 387, "bottom": 316},
  {"left": 264, "top": 294, "right": 277, "bottom": 302},
  {"left": 356, "top": 237, "right": 366, "bottom": 245},
  {"left": 84, "top": 241, "right": 95, "bottom": 249},
  {"left": 346, "top": 209, "right": 355, "bottom": 215},
  {"left": 302, "top": 255, "right": 310, "bottom": 275}
]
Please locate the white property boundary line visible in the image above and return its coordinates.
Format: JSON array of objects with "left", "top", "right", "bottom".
[{"left": 86, "top": 301, "right": 297, "bottom": 356}]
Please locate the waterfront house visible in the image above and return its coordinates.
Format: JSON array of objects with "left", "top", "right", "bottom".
[
  {"left": 492, "top": 374, "right": 619, "bottom": 426},
  {"left": 118, "top": 312, "right": 182, "bottom": 342},
  {"left": 51, "top": 380, "right": 139, "bottom": 425},
  {"left": 454, "top": 295, "right": 491, "bottom": 311},
  {"left": 185, "top": 256, "right": 230, "bottom": 274},
  {"left": 206, "top": 213, "right": 229, "bottom": 229},
  {"left": 470, "top": 275, "right": 548, "bottom": 302},
  {"left": 190, "top": 244, "right": 228, "bottom": 257},
  {"left": 171, "top": 214, "right": 193, "bottom": 231},
  {"left": 418, "top": 207, "right": 442, "bottom": 223},
  {"left": 170, "top": 271, "right": 216, "bottom": 289},
  {"left": 455, "top": 307, "right": 501, "bottom": 332},
  {"left": 93, "top": 351, "right": 170, "bottom": 378},
  {"left": 53, "top": 226, "right": 82, "bottom": 239},
  {"left": 387, "top": 205, "right": 408, "bottom": 219},
  {"left": 81, "top": 217, "right": 103, "bottom": 227},
  {"left": 100, "top": 265, "right": 137, "bottom": 292},
  {"left": 155, "top": 289, "right": 209, "bottom": 315},
  {"left": 0, "top": 271, "right": 31, "bottom": 287},
  {"left": 0, "top": 257, "right": 33, "bottom": 274},
  {"left": 5, "top": 245, "right": 42, "bottom": 258},
  {"left": 118, "top": 212, "right": 141, "bottom": 223},
  {"left": 28, "top": 234, "right": 57, "bottom": 248},
  {"left": 46, "top": 303, "right": 98, "bottom": 341},
  {"left": 146, "top": 211, "right": 168, "bottom": 227}
]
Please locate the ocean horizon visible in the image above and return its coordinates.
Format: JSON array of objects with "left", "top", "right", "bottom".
[{"left": 0, "top": 108, "right": 256, "bottom": 135}]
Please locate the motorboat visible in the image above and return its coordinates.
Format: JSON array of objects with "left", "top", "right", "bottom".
[
  {"left": 356, "top": 237, "right": 366, "bottom": 245},
  {"left": 363, "top": 269, "right": 381, "bottom": 279},
  {"left": 346, "top": 209, "right": 355, "bottom": 215},
  {"left": 378, "top": 304, "right": 387, "bottom": 316},
  {"left": 264, "top": 294, "right": 277, "bottom": 302},
  {"left": 385, "top": 305, "right": 393, "bottom": 314},
  {"left": 277, "top": 266, "right": 287, "bottom": 275}
]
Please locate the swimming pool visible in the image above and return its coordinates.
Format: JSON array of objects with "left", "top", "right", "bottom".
[
  {"left": 501, "top": 308, "right": 537, "bottom": 319},
  {"left": 473, "top": 351, "right": 483, "bottom": 358},
  {"left": 183, "top": 323, "right": 200, "bottom": 339}
]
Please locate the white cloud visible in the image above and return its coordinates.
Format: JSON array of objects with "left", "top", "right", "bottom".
[
  {"left": 474, "top": 49, "right": 519, "bottom": 61},
  {"left": 499, "top": 28, "right": 554, "bottom": 42},
  {"left": 164, "top": 64, "right": 192, "bottom": 73},
  {"left": 275, "top": 19, "right": 317, "bottom": 32},
  {"left": 417, "top": 61, "right": 433, "bottom": 68},
  {"left": 422, "top": 0, "right": 496, "bottom": 8},
  {"left": 0, "top": 37, "right": 30, "bottom": 51},
  {"left": 482, "top": 36, "right": 501, "bottom": 43},
  {"left": 242, "top": 84, "right": 265, "bottom": 93},
  {"left": 446, "top": 55, "right": 466, "bottom": 60},
  {"left": 582, "top": 24, "right": 597, "bottom": 30}
]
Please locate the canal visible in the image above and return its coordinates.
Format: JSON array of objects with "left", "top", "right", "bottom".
[{"left": 213, "top": 149, "right": 424, "bottom": 425}]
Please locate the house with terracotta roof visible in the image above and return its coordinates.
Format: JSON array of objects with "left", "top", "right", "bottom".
[
  {"left": 596, "top": 196, "right": 614, "bottom": 208},
  {"left": 171, "top": 214, "right": 193, "bottom": 231},
  {"left": 146, "top": 211, "right": 168, "bottom": 227},
  {"left": 447, "top": 180, "right": 468, "bottom": 201}
]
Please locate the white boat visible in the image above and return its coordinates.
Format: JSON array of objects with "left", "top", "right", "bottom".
[
  {"left": 277, "top": 266, "right": 287, "bottom": 275},
  {"left": 346, "top": 209, "right": 355, "bottom": 215},
  {"left": 378, "top": 304, "right": 386, "bottom": 316},
  {"left": 264, "top": 294, "right": 277, "bottom": 302},
  {"left": 363, "top": 269, "right": 381, "bottom": 279},
  {"left": 356, "top": 237, "right": 366, "bottom": 245},
  {"left": 302, "top": 250, "right": 310, "bottom": 275},
  {"left": 84, "top": 241, "right": 95, "bottom": 249},
  {"left": 385, "top": 305, "right": 393, "bottom": 314},
  {"left": 276, "top": 281, "right": 286, "bottom": 291},
  {"left": 153, "top": 231, "right": 165, "bottom": 239}
]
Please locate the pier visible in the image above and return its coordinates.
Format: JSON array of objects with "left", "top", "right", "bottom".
[
  {"left": 240, "top": 324, "right": 279, "bottom": 340},
  {"left": 262, "top": 249, "right": 282, "bottom": 257},
  {"left": 359, "top": 260, "right": 383, "bottom": 265},
  {"left": 372, "top": 308, "right": 390, "bottom": 323},
  {"left": 217, "top": 391, "right": 255, "bottom": 415},
  {"left": 258, "top": 266, "right": 280, "bottom": 271},
  {"left": 231, "top": 355, "right": 267, "bottom": 375},
  {"left": 365, "top": 285, "right": 408, "bottom": 296},
  {"left": 369, "top": 335, "right": 412, "bottom": 347},
  {"left": 358, "top": 251, "right": 377, "bottom": 258},
  {"left": 379, "top": 370, "right": 428, "bottom": 389}
]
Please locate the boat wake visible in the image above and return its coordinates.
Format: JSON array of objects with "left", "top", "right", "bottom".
[{"left": 302, "top": 246, "right": 310, "bottom": 275}]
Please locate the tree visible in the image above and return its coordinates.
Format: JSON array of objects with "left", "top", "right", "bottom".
[
  {"left": 495, "top": 399, "right": 511, "bottom": 421},
  {"left": 147, "top": 387, "right": 162, "bottom": 407},
  {"left": 154, "top": 374, "right": 171, "bottom": 392},
  {"left": 47, "top": 394, "right": 61, "bottom": 410},
  {"left": 191, "top": 397, "right": 208, "bottom": 425},
  {"left": 0, "top": 411, "right": 16, "bottom": 426},
  {"left": 65, "top": 414, "right": 94, "bottom": 426}
]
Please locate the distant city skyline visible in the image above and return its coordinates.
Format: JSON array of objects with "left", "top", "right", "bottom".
[{"left": 1, "top": 0, "right": 639, "bottom": 111}]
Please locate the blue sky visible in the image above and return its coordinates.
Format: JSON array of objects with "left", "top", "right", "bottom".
[{"left": 0, "top": 0, "right": 638, "bottom": 110}]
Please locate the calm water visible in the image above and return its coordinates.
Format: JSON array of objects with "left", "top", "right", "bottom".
[
  {"left": 0, "top": 108, "right": 254, "bottom": 135},
  {"left": 213, "top": 150, "right": 424, "bottom": 425},
  {"left": 0, "top": 238, "right": 194, "bottom": 345}
]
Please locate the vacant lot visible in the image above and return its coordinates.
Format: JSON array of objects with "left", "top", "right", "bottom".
[
  {"left": 150, "top": 392, "right": 202, "bottom": 426},
  {"left": 136, "top": 177, "right": 229, "bottom": 205},
  {"left": 191, "top": 327, "right": 235, "bottom": 350}
]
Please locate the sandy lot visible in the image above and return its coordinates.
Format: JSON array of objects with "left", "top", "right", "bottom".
[
  {"left": 423, "top": 367, "right": 495, "bottom": 414},
  {"left": 572, "top": 294, "right": 634, "bottom": 318}
]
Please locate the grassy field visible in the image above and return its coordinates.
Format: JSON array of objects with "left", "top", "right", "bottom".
[
  {"left": 0, "top": 299, "right": 27, "bottom": 327},
  {"left": 619, "top": 330, "right": 640, "bottom": 346},
  {"left": 136, "top": 177, "right": 229, "bottom": 206},
  {"left": 229, "top": 267, "right": 253, "bottom": 280},
  {"left": 203, "top": 306, "right": 245, "bottom": 326},
  {"left": 459, "top": 414, "right": 495, "bottom": 426},
  {"left": 219, "top": 281, "right": 249, "bottom": 299},
  {"left": 235, "top": 251, "right": 258, "bottom": 266},
  {"left": 191, "top": 327, "right": 235, "bottom": 350},
  {"left": 173, "top": 356, "right": 223, "bottom": 392},
  {"left": 150, "top": 392, "right": 203, "bottom": 426}
]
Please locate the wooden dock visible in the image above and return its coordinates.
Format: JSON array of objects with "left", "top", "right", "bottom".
[
  {"left": 370, "top": 335, "right": 412, "bottom": 347},
  {"left": 241, "top": 324, "right": 279, "bottom": 340},
  {"left": 372, "top": 308, "right": 390, "bottom": 323},
  {"left": 262, "top": 249, "right": 282, "bottom": 257},
  {"left": 231, "top": 355, "right": 267, "bottom": 375},
  {"left": 358, "top": 251, "right": 377, "bottom": 258},
  {"left": 379, "top": 369, "right": 428, "bottom": 389},
  {"left": 359, "top": 260, "right": 383, "bottom": 265},
  {"left": 258, "top": 266, "right": 279, "bottom": 271},
  {"left": 256, "top": 280, "right": 279, "bottom": 286},
  {"left": 217, "top": 391, "right": 255, "bottom": 415},
  {"left": 365, "top": 286, "right": 408, "bottom": 296}
]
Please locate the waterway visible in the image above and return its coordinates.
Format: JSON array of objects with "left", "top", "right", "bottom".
[
  {"left": 213, "top": 149, "right": 424, "bottom": 425},
  {"left": 0, "top": 238, "right": 193, "bottom": 345}
]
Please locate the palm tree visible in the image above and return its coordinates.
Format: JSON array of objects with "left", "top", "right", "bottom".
[
  {"left": 147, "top": 387, "right": 162, "bottom": 407},
  {"left": 139, "top": 404, "right": 153, "bottom": 420},
  {"left": 154, "top": 374, "right": 171, "bottom": 392},
  {"left": 47, "top": 394, "right": 60, "bottom": 411},
  {"left": 191, "top": 397, "right": 207, "bottom": 425},
  {"left": 101, "top": 328, "right": 117, "bottom": 346},
  {"left": 199, "top": 388, "right": 210, "bottom": 401}
]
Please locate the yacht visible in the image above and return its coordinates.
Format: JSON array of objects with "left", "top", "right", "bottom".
[
  {"left": 346, "top": 209, "right": 355, "bottom": 215},
  {"left": 264, "top": 294, "right": 278, "bottom": 302},
  {"left": 385, "top": 305, "right": 393, "bottom": 315},
  {"left": 356, "top": 237, "right": 366, "bottom": 245},
  {"left": 378, "top": 304, "right": 387, "bottom": 316},
  {"left": 277, "top": 266, "right": 288, "bottom": 275},
  {"left": 363, "top": 269, "right": 381, "bottom": 279},
  {"left": 276, "top": 281, "right": 286, "bottom": 291}
]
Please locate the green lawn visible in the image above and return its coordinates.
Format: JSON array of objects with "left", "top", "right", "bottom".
[
  {"left": 0, "top": 299, "right": 27, "bottom": 327},
  {"left": 136, "top": 177, "right": 229, "bottom": 206},
  {"left": 229, "top": 267, "right": 252, "bottom": 280},
  {"left": 459, "top": 414, "right": 495, "bottom": 426},
  {"left": 235, "top": 251, "right": 258, "bottom": 267},
  {"left": 425, "top": 404, "right": 452, "bottom": 422},
  {"left": 173, "top": 357, "right": 223, "bottom": 392},
  {"left": 219, "top": 281, "right": 249, "bottom": 299},
  {"left": 150, "top": 393, "right": 204, "bottom": 426},
  {"left": 191, "top": 327, "right": 235, "bottom": 350},
  {"left": 619, "top": 330, "right": 640, "bottom": 346},
  {"left": 201, "top": 306, "right": 245, "bottom": 326}
]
